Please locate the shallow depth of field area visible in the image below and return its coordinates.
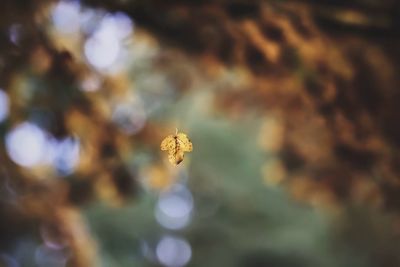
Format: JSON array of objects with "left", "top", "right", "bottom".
[{"left": 1, "top": 1, "right": 400, "bottom": 267}]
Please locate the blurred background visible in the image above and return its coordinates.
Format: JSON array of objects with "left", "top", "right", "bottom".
[{"left": 0, "top": 0, "right": 400, "bottom": 266}]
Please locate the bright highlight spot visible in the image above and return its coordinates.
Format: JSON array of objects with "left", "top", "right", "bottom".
[
  {"left": 155, "top": 184, "right": 193, "bottom": 230},
  {"left": 80, "top": 74, "right": 102, "bottom": 92},
  {"left": 51, "top": 0, "right": 81, "bottom": 34},
  {"left": 49, "top": 137, "right": 80, "bottom": 175},
  {"left": 5, "top": 122, "right": 80, "bottom": 173},
  {"left": 6, "top": 123, "right": 48, "bottom": 167},
  {"left": 101, "top": 12, "right": 134, "bottom": 40},
  {"left": 0, "top": 90, "right": 10, "bottom": 122},
  {"left": 156, "top": 236, "right": 192, "bottom": 267},
  {"left": 84, "top": 12, "right": 134, "bottom": 71},
  {"left": 84, "top": 32, "right": 120, "bottom": 70}
]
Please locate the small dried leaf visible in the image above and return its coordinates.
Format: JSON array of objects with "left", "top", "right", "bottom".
[{"left": 160, "top": 130, "right": 193, "bottom": 165}]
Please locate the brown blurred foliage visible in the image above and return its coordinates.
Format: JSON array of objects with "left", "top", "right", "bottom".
[
  {"left": 1, "top": 0, "right": 400, "bottom": 266},
  {"left": 99, "top": 0, "right": 400, "bottom": 211},
  {"left": 79, "top": 0, "right": 400, "bottom": 209}
]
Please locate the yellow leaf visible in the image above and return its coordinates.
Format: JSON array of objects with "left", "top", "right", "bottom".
[
  {"left": 160, "top": 135, "right": 174, "bottom": 151},
  {"left": 160, "top": 129, "right": 193, "bottom": 165},
  {"left": 177, "top": 133, "right": 193, "bottom": 152}
]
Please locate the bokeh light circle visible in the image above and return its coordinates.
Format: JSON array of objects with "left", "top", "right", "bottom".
[
  {"left": 5, "top": 123, "right": 48, "bottom": 167},
  {"left": 156, "top": 236, "right": 192, "bottom": 267},
  {"left": 51, "top": 1, "right": 81, "bottom": 34},
  {"left": 84, "top": 35, "right": 120, "bottom": 70},
  {"left": 155, "top": 184, "right": 193, "bottom": 230}
]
